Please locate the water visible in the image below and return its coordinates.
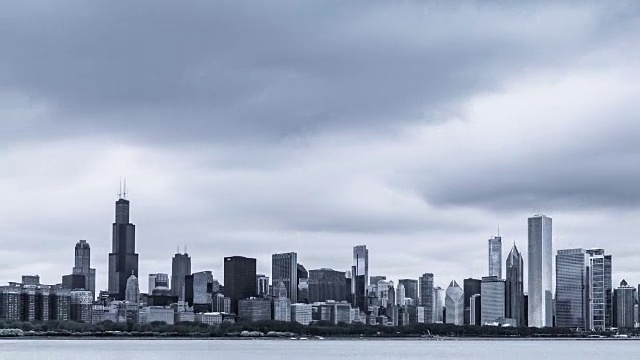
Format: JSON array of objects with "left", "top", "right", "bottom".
[{"left": 0, "top": 339, "right": 636, "bottom": 359}]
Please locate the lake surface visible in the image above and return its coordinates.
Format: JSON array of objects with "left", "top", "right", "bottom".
[{"left": 0, "top": 339, "right": 636, "bottom": 359}]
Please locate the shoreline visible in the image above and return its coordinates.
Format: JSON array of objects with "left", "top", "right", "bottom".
[{"left": 1, "top": 336, "right": 638, "bottom": 341}]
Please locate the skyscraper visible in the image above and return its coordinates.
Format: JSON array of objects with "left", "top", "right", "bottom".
[
  {"left": 108, "top": 196, "right": 139, "bottom": 300},
  {"left": 445, "top": 280, "right": 464, "bottom": 325},
  {"left": 125, "top": 273, "right": 139, "bottom": 304},
  {"left": 224, "top": 256, "right": 257, "bottom": 314},
  {"left": 586, "top": 248, "right": 611, "bottom": 330},
  {"left": 396, "top": 283, "right": 406, "bottom": 306},
  {"left": 488, "top": 236, "right": 502, "bottom": 278},
  {"left": 272, "top": 252, "right": 298, "bottom": 304},
  {"left": 528, "top": 214, "right": 552, "bottom": 327},
  {"left": 505, "top": 244, "right": 525, "bottom": 326},
  {"left": 555, "top": 248, "right": 589, "bottom": 329},
  {"left": 352, "top": 245, "right": 368, "bottom": 311},
  {"left": 481, "top": 276, "right": 505, "bottom": 325},
  {"left": 433, "top": 286, "right": 444, "bottom": 323},
  {"left": 398, "top": 279, "right": 418, "bottom": 305},
  {"left": 308, "top": 268, "right": 347, "bottom": 303},
  {"left": 614, "top": 280, "right": 635, "bottom": 328},
  {"left": 171, "top": 251, "right": 191, "bottom": 301},
  {"left": 418, "top": 273, "right": 434, "bottom": 323},
  {"left": 463, "top": 278, "right": 481, "bottom": 325},
  {"left": 72, "top": 240, "right": 96, "bottom": 299},
  {"left": 297, "top": 264, "right": 309, "bottom": 304}
]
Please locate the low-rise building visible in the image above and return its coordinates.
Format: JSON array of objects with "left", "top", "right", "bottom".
[{"left": 291, "top": 303, "right": 312, "bottom": 325}]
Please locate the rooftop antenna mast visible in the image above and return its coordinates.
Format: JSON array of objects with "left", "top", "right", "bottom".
[
  {"left": 123, "top": 178, "right": 127, "bottom": 199},
  {"left": 118, "top": 177, "right": 123, "bottom": 199}
]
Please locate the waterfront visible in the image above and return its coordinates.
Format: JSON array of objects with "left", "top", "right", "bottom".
[{"left": 0, "top": 339, "right": 636, "bottom": 359}]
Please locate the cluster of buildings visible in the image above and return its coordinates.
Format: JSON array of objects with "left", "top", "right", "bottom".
[{"left": 0, "top": 195, "right": 639, "bottom": 331}]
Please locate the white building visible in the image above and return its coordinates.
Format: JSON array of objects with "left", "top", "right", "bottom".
[
  {"left": 291, "top": 303, "right": 312, "bottom": 325},
  {"left": 195, "top": 312, "right": 222, "bottom": 325},
  {"left": 528, "top": 214, "right": 553, "bottom": 328},
  {"left": 445, "top": 280, "right": 464, "bottom": 325},
  {"left": 273, "top": 298, "right": 292, "bottom": 322},
  {"left": 139, "top": 306, "right": 174, "bottom": 325}
]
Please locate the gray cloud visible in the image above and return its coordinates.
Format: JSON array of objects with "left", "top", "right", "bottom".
[{"left": 2, "top": 1, "right": 632, "bottom": 143}]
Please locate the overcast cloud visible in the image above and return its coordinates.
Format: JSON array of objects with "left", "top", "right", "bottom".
[{"left": 1, "top": 1, "right": 640, "bottom": 292}]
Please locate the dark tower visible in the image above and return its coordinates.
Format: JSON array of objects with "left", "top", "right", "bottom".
[
  {"left": 108, "top": 190, "right": 139, "bottom": 300},
  {"left": 223, "top": 256, "right": 257, "bottom": 314}
]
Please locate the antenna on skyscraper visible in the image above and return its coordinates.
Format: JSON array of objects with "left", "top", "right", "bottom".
[
  {"left": 123, "top": 178, "right": 127, "bottom": 199},
  {"left": 497, "top": 224, "right": 500, "bottom": 237}
]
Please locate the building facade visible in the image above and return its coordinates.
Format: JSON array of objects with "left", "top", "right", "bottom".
[
  {"left": 481, "top": 276, "right": 505, "bottom": 325},
  {"left": 238, "top": 298, "right": 272, "bottom": 322},
  {"left": 108, "top": 197, "right": 139, "bottom": 300},
  {"left": 398, "top": 279, "right": 419, "bottom": 305},
  {"left": 308, "top": 268, "right": 347, "bottom": 303},
  {"left": 171, "top": 251, "right": 191, "bottom": 301},
  {"left": 272, "top": 252, "right": 298, "bottom": 304},
  {"left": 463, "top": 278, "right": 481, "bottom": 325},
  {"left": 445, "top": 280, "right": 464, "bottom": 325},
  {"left": 506, "top": 244, "right": 525, "bottom": 326},
  {"left": 224, "top": 256, "right": 257, "bottom": 314},
  {"left": 615, "top": 280, "right": 635, "bottom": 328},
  {"left": 528, "top": 214, "right": 553, "bottom": 327},
  {"left": 72, "top": 240, "right": 96, "bottom": 299},
  {"left": 586, "top": 248, "right": 611, "bottom": 330},
  {"left": 352, "top": 245, "right": 369, "bottom": 312},
  {"left": 418, "top": 273, "right": 434, "bottom": 323},
  {"left": 488, "top": 236, "right": 502, "bottom": 278}
]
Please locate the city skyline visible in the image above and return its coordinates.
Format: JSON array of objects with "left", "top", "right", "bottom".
[
  {"left": 0, "top": 195, "right": 636, "bottom": 297},
  {"left": 2, "top": 2, "right": 640, "bottom": 302}
]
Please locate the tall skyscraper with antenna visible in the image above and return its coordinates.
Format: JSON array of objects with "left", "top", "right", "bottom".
[
  {"left": 108, "top": 182, "right": 139, "bottom": 300},
  {"left": 172, "top": 248, "right": 191, "bottom": 301}
]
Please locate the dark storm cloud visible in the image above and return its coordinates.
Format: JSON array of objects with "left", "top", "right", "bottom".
[{"left": 1, "top": 1, "right": 630, "bottom": 143}]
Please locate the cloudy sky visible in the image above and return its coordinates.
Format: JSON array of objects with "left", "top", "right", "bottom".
[{"left": 1, "top": 1, "right": 640, "bottom": 293}]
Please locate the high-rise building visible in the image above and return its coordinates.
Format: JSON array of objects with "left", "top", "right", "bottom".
[
  {"left": 506, "top": 244, "right": 525, "bottom": 326},
  {"left": 398, "top": 279, "right": 418, "bottom": 305},
  {"left": 148, "top": 273, "right": 169, "bottom": 294},
  {"left": 445, "top": 280, "right": 464, "bottom": 325},
  {"left": 555, "top": 248, "right": 611, "bottom": 331},
  {"left": 418, "top": 273, "right": 434, "bottom": 323},
  {"left": 396, "top": 283, "right": 406, "bottom": 306},
  {"left": 463, "top": 278, "right": 481, "bottom": 325},
  {"left": 470, "top": 294, "right": 481, "bottom": 325},
  {"left": 555, "top": 248, "right": 589, "bottom": 329},
  {"left": 71, "top": 240, "right": 96, "bottom": 299},
  {"left": 271, "top": 252, "right": 298, "bottom": 304},
  {"left": 586, "top": 248, "right": 611, "bottom": 331},
  {"left": 185, "top": 271, "right": 215, "bottom": 312},
  {"left": 308, "top": 268, "right": 347, "bottom": 303},
  {"left": 171, "top": 251, "right": 191, "bottom": 301},
  {"left": 256, "top": 274, "right": 270, "bottom": 297},
  {"left": 488, "top": 236, "right": 502, "bottom": 278},
  {"left": 108, "top": 195, "right": 139, "bottom": 300},
  {"left": 297, "top": 264, "right": 309, "bottom": 304},
  {"left": 224, "top": 256, "right": 257, "bottom": 314},
  {"left": 70, "top": 290, "right": 93, "bottom": 323},
  {"left": 272, "top": 281, "right": 291, "bottom": 322},
  {"left": 352, "top": 245, "right": 368, "bottom": 311},
  {"left": 481, "top": 276, "right": 505, "bottom": 325},
  {"left": 614, "top": 280, "right": 635, "bottom": 328},
  {"left": 604, "top": 254, "right": 613, "bottom": 327},
  {"left": 125, "top": 273, "right": 140, "bottom": 304},
  {"left": 528, "top": 214, "right": 552, "bottom": 327},
  {"left": 433, "top": 286, "right": 444, "bottom": 323}
]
